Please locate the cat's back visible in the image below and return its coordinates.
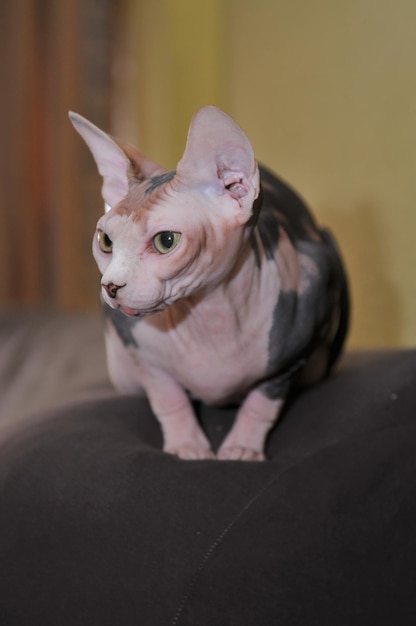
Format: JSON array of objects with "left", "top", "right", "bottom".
[
  {"left": 256, "top": 165, "right": 322, "bottom": 246},
  {"left": 255, "top": 165, "right": 344, "bottom": 282},
  {"left": 255, "top": 165, "right": 349, "bottom": 382}
]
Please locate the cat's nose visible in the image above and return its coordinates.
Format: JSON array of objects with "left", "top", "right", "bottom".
[{"left": 102, "top": 282, "right": 125, "bottom": 299}]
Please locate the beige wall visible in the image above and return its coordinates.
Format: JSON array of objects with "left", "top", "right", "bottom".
[{"left": 122, "top": 0, "right": 416, "bottom": 348}]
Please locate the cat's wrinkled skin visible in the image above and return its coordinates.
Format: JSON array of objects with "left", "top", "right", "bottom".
[{"left": 70, "top": 106, "right": 349, "bottom": 461}]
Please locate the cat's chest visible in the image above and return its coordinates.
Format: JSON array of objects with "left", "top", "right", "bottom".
[{"left": 127, "top": 301, "right": 274, "bottom": 404}]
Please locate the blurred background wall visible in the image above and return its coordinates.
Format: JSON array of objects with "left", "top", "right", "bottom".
[{"left": 1, "top": 0, "right": 415, "bottom": 349}]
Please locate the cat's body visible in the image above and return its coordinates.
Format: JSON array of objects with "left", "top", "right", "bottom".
[{"left": 70, "top": 106, "right": 349, "bottom": 460}]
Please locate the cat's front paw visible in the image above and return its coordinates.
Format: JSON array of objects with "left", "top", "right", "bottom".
[
  {"left": 217, "top": 446, "right": 266, "bottom": 462},
  {"left": 165, "top": 445, "right": 216, "bottom": 461}
]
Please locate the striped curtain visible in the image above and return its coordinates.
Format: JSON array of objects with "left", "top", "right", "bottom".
[{"left": 0, "top": 0, "right": 122, "bottom": 310}]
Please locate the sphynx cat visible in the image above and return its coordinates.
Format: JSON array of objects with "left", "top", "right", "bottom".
[{"left": 70, "top": 105, "right": 349, "bottom": 461}]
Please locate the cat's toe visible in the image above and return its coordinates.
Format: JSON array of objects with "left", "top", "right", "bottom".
[
  {"left": 166, "top": 446, "right": 215, "bottom": 461},
  {"left": 217, "top": 446, "right": 266, "bottom": 462}
]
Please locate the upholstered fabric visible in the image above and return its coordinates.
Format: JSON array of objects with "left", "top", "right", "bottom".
[
  {"left": 1, "top": 341, "right": 416, "bottom": 624},
  {"left": 0, "top": 309, "right": 110, "bottom": 428}
]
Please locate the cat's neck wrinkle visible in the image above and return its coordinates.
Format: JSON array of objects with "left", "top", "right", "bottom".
[{"left": 165, "top": 241, "right": 268, "bottom": 332}]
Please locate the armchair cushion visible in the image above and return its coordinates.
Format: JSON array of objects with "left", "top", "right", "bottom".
[{"left": 1, "top": 349, "right": 416, "bottom": 625}]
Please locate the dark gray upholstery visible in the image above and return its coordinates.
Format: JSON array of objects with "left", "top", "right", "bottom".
[{"left": 0, "top": 311, "right": 415, "bottom": 625}]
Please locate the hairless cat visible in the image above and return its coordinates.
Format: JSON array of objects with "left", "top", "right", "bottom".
[{"left": 70, "top": 105, "right": 349, "bottom": 461}]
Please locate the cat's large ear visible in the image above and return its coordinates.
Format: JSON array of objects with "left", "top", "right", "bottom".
[
  {"left": 69, "top": 113, "right": 163, "bottom": 209},
  {"left": 176, "top": 106, "right": 260, "bottom": 223}
]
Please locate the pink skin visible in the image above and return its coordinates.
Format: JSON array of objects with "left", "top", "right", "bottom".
[{"left": 69, "top": 106, "right": 318, "bottom": 461}]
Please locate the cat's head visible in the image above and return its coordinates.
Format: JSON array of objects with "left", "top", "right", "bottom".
[{"left": 69, "top": 106, "right": 260, "bottom": 317}]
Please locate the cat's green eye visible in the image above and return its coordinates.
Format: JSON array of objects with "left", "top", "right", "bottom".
[
  {"left": 97, "top": 229, "right": 113, "bottom": 253},
  {"left": 153, "top": 231, "right": 181, "bottom": 254}
]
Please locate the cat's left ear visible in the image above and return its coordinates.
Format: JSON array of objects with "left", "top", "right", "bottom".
[{"left": 176, "top": 106, "right": 260, "bottom": 224}]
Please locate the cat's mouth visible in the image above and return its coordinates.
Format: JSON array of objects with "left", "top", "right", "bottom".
[
  {"left": 119, "top": 306, "right": 142, "bottom": 317},
  {"left": 118, "top": 304, "right": 166, "bottom": 318}
]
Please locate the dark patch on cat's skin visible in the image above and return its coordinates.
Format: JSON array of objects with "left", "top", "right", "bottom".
[
  {"left": 317, "top": 228, "right": 350, "bottom": 371},
  {"left": 262, "top": 238, "right": 348, "bottom": 400},
  {"left": 246, "top": 184, "right": 263, "bottom": 229},
  {"left": 103, "top": 302, "right": 140, "bottom": 348},
  {"left": 249, "top": 165, "right": 323, "bottom": 267},
  {"left": 249, "top": 230, "right": 261, "bottom": 268},
  {"left": 256, "top": 208, "right": 282, "bottom": 261},
  {"left": 261, "top": 286, "right": 329, "bottom": 400},
  {"left": 145, "top": 170, "right": 176, "bottom": 196},
  {"left": 247, "top": 188, "right": 264, "bottom": 267},
  {"left": 260, "top": 288, "right": 312, "bottom": 400},
  {"left": 250, "top": 166, "right": 350, "bottom": 400},
  {"left": 260, "top": 354, "right": 308, "bottom": 400},
  {"left": 256, "top": 165, "right": 321, "bottom": 256}
]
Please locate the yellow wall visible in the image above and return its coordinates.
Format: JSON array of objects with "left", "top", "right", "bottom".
[{"left": 123, "top": 0, "right": 416, "bottom": 348}]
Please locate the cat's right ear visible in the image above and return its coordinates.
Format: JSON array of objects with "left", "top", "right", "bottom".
[
  {"left": 69, "top": 112, "right": 130, "bottom": 208},
  {"left": 69, "top": 113, "right": 164, "bottom": 209}
]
